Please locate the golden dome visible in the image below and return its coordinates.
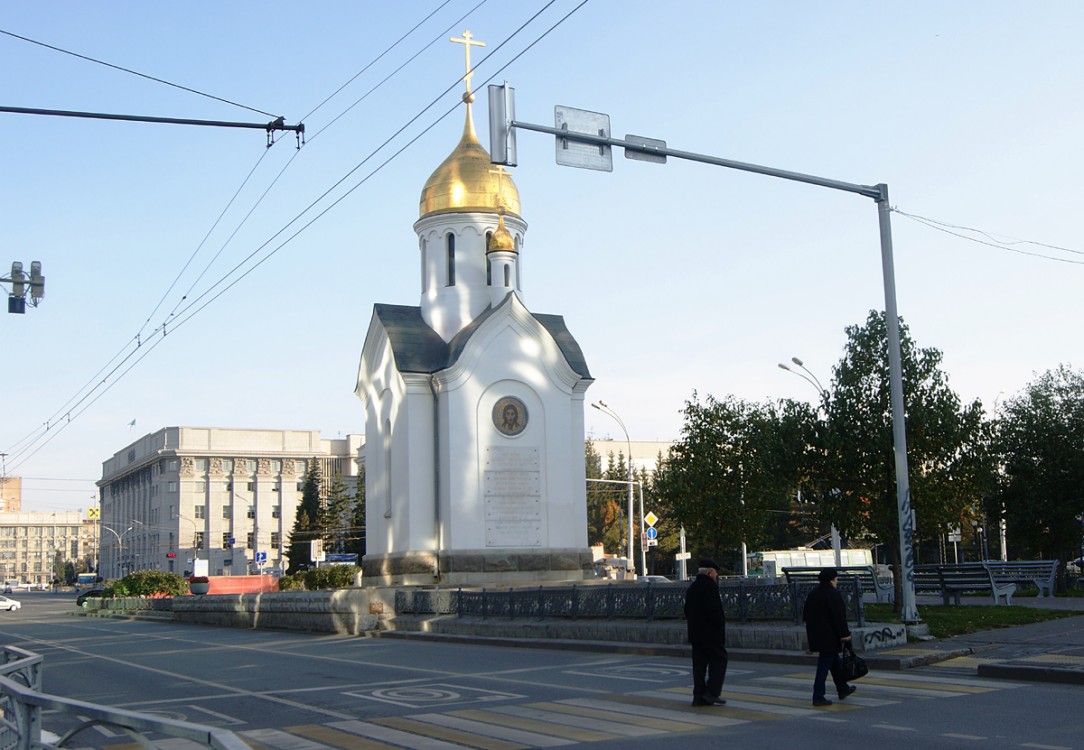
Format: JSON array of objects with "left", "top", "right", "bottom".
[
  {"left": 487, "top": 208, "right": 516, "bottom": 254},
  {"left": 419, "top": 103, "right": 520, "bottom": 219}
]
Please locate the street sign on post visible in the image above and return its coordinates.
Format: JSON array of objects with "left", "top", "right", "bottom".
[
  {"left": 625, "top": 134, "right": 666, "bottom": 163},
  {"left": 488, "top": 83, "right": 517, "bottom": 166},
  {"left": 554, "top": 106, "right": 612, "bottom": 171}
]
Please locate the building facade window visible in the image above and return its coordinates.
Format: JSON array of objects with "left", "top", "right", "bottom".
[
  {"left": 270, "top": 532, "right": 281, "bottom": 548},
  {"left": 271, "top": 505, "right": 280, "bottom": 519},
  {"left": 222, "top": 533, "right": 232, "bottom": 549},
  {"left": 194, "top": 505, "right": 206, "bottom": 520},
  {"left": 222, "top": 505, "right": 231, "bottom": 519},
  {"left": 195, "top": 458, "right": 208, "bottom": 471},
  {"left": 271, "top": 459, "right": 282, "bottom": 472},
  {"left": 294, "top": 460, "right": 306, "bottom": 474},
  {"left": 247, "top": 506, "right": 255, "bottom": 519},
  {"left": 194, "top": 532, "right": 205, "bottom": 550},
  {"left": 247, "top": 482, "right": 255, "bottom": 492},
  {"left": 221, "top": 459, "right": 234, "bottom": 473},
  {"left": 246, "top": 532, "right": 255, "bottom": 548},
  {"left": 167, "top": 481, "right": 178, "bottom": 493},
  {"left": 246, "top": 460, "right": 258, "bottom": 474}
]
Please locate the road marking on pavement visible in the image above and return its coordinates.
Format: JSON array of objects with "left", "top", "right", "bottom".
[
  {"left": 369, "top": 716, "right": 526, "bottom": 750},
  {"left": 517, "top": 700, "right": 701, "bottom": 732},
  {"left": 449, "top": 709, "right": 617, "bottom": 742},
  {"left": 598, "top": 693, "right": 753, "bottom": 726},
  {"left": 942, "top": 733, "right": 985, "bottom": 740},
  {"left": 485, "top": 704, "right": 660, "bottom": 738},
  {"left": 231, "top": 668, "right": 1032, "bottom": 750},
  {"left": 407, "top": 712, "right": 576, "bottom": 747},
  {"left": 344, "top": 684, "right": 523, "bottom": 709},
  {"left": 327, "top": 719, "right": 476, "bottom": 750},
  {"left": 257, "top": 726, "right": 392, "bottom": 750}
]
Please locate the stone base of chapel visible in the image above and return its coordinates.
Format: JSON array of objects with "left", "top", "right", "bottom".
[{"left": 362, "top": 548, "right": 596, "bottom": 587}]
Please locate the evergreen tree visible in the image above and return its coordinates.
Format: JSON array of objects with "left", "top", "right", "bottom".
[
  {"left": 286, "top": 462, "right": 322, "bottom": 574},
  {"left": 344, "top": 465, "right": 366, "bottom": 559},
  {"left": 321, "top": 471, "right": 351, "bottom": 553}
]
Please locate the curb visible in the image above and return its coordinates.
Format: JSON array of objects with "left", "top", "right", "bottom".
[{"left": 978, "top": 663, "right": 1084, "bottom": 685}]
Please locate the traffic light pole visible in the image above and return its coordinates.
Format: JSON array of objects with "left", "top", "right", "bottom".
[
  {"left": 489, "top": 84, "right": 919, "bottom": 623},
  {"left": 3, "top": 261, "right": 44, "bottom": 314}
]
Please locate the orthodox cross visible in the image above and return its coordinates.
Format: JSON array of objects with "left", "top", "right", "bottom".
[{"left": 450, "top": 30, "right": 485, "bottom": 99}]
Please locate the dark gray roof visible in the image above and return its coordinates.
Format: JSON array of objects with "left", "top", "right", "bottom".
[{"left": 372, "top": 302, "right": 591, "bottom": 380}]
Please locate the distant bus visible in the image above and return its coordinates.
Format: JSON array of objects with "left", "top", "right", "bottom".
[{"left": 76, "top": 573, "right": 98, "bottom": 588}]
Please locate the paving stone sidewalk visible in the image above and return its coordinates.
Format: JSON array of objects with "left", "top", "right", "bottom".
[{"left": 863, "top": 594, "right": 1084, "bottom": 684}]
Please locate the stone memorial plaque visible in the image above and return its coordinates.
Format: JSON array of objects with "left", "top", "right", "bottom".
[{"left": 484, "top": 446, "right": 542, "bottom": 547}]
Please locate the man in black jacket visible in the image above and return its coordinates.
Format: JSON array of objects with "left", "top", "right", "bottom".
[
  {"left": 802, "top": 567, "right": 856, "bottom": 706},
  {"left": 683, "top": 558, "right": 728, "bottom": 706}
]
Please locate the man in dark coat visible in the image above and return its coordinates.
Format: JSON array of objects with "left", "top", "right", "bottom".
[
  {"left": 683, "top": 558, "right": 728, "bottom": 706},
  {"left": 802, "top": 567, "right": 855, "bottom": 706}
]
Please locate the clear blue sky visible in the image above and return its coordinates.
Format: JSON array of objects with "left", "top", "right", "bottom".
[{"left": 2, "top": 1, "right": 1080, "bottom": 513}]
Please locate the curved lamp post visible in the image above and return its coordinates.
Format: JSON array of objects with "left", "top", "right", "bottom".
[
  {"left": 778, "top": 357, "right": 843, "bottom": 568},
  {"left": 591, "top": 401, "right": 641, "bottom": 578},
  {"left": 100, "top": 525, "right": 133, "bottom": 579}
]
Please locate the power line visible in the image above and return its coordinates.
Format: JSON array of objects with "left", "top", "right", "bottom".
[
  {"left": 4, "top": 0, "right": 588, "bottom": 472},
  {"left": 893, "top": 208, "right": 1084, "bottom": 266},
  {"left": 0, "top": 28, "right": 278, "bottom": 118}
]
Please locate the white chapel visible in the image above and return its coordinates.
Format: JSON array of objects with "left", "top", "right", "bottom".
[{"left": 354, "top": 34, "right": 595, "bottom": 585}]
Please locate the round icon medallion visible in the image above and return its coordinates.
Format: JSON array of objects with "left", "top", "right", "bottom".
[{"left": 493, "top": 396, "right": 528, "bottom": 437}]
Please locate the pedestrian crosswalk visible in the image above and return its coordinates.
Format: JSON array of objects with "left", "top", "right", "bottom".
[{"left": 223, "top": 670, "right": 1026, "bottom": 750}]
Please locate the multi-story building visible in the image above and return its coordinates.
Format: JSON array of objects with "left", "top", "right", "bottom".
[
  {"left": 97, "top": 427, "right": 363, "bottom": 579},
  {"left": 0, "top": 477, "right": 23, "bottom": 512},
  {"left": 0, "top": 511, "right": 88, "bottom": 585}
]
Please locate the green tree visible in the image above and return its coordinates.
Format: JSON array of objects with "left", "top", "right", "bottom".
[
  {"left": 320, "top": 471, "right": 351, "bottom": 553},
  {"left": 344, "top": 465, "right": 366, "bottom": 560},
  {"left": 995, "top": 365, "right": 1084, "bottom": 568},
  {"left": 812, "top": 311, "right": 989, "bottom": 603},
  {"left": 656, "top": 392, "right": 814, "bottom": 570},
  {"left": 584, "top": 440, "right": 625, "bottom": 555},
  {"left": 286, "top": 462, "right": 322, "bottom": 574}
]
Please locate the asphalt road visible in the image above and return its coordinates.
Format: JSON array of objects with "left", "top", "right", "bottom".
[{"left": 2, "top": 591, "right": 1082, "bottom": 750}]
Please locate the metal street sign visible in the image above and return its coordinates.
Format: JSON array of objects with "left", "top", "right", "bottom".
[
  {"left": 255, "top": 551, "right": 267, "bottom": 564},
  {"left": 554, "top": 105, "right": 612, "bottom": 171},
  {"left": 647, "top": 539, "right": 658, "bottom": 547},
  {"left": 625, "top": 134, "right": 666, "bottom": 163},
  {"left": 644, "top": 512, "right": 658, "bottom": 527},
  {"left": 676, "top": 552, "right": 691, "bottom": 560},
  {"left": 645, "top": 527, "right": 658, "bottom": 540}
]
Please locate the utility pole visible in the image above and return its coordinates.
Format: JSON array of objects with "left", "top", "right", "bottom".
[{"left": 489, "top": 83, "right": 920, "bottom": 623}]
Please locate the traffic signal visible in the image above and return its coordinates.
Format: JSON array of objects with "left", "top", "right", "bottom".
[
  {"left": 29, "top": 261, "right": 44, "bottom": 301},
  {"left": 10, "top": 262, "right": 24, "bottom": 296}
]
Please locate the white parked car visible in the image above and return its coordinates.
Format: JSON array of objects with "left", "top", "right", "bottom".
[{"left": 0, "top": 596, "right": 21, "bottom": 611}]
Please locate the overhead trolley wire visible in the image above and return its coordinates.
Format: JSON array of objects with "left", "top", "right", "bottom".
[
  {"left": 0, "top": 27, "right": 279, "bottom": 118},
  {"left": 4, "top": 0, "right": 591, "bottom": 472}
]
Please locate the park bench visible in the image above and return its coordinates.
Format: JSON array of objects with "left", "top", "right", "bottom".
[
  {"left": 782, "top": 565, "right": 894, "bottom": 604},
  {"left": 982, "top": 560, "right": 1058, "bottom": 598},
  {"left": 913, "top": 562, "right": 1015, "bottom": 605}
]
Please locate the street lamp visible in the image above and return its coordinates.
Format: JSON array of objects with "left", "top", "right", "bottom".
[
  {"left": 100, "top": 525, "right": 133, "bottom": 579},
  {"left": 778, "top": 356, "right": 843, "bottom": 568},
  {"left": 591, "top": 400, "right": 641, "bottom": 578}
]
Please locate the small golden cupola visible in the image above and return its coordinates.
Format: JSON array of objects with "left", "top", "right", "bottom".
[
  {"left": 419, "top": 30, "right": 520, "bottom": 220},
  {"left": 487, "top": 207, "right": 516, "bottom": 254}
]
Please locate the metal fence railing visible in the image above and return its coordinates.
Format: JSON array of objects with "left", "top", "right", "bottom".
[
  {"left": 395, "top": 579, "right": 865, "bottom": 627},
  {"left": 0, "top": 646, "right": 249, "bottom": 750}
]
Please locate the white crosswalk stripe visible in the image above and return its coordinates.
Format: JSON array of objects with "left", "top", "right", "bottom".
[{"left": 235, "top": 670, "right": 1024, "bottom": 750}]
